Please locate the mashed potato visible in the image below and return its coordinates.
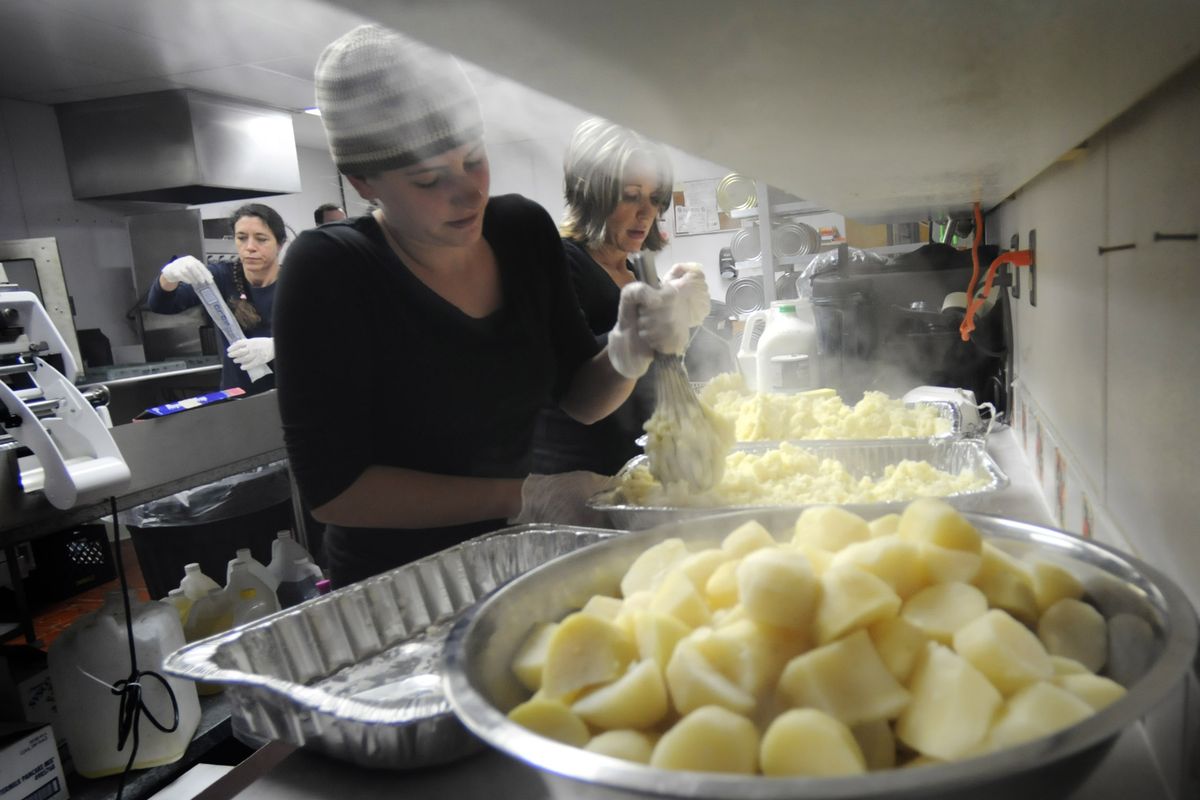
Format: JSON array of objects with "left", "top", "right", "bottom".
[
  {"left": 699, "top": 373, "right": 951, "bottom": 442},
  {"left": 620, "top": 442, "right": 989, "bottom": 508}
]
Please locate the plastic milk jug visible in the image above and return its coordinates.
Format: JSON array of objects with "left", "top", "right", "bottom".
[
  {"left": 47, "top": 591, "right": 201, "bottom": 778},
  {"left": 179, "top": 562, "right": 221, "bottom": 601},
  {"left": 736, "top": 309, "right": 769, "bottom": 391},
  {"left": 275, "top": 557, "right": 325, "bottom": 608},
  {"left": 229, "top": 547, "right": 278, "bottom": 592},
  {"left": 226, "top": 557, "right": 280, "bottom": 616},
  {"left": 755, "top": 301, "right": 818, "bottom": 394}
]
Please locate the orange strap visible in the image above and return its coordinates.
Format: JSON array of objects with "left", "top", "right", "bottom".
[{"left": 959, "top": 201, "right": 1033, "bottom": 340}]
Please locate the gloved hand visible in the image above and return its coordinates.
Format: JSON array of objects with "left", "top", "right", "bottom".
[
  {"left": 608, "top": 269, "right": 706, "bottom": 377},
  {"left": 509, "top": 472, "right": 615, "bottom": 527},
  {"left": 227, "top": 337, "right": 274, "bottom": 372},
  {"left": 160, "top": 255, "right": 214, "bottom": 287}
]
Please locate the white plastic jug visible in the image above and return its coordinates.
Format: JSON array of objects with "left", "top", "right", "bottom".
[
  {"left": 47, "top": 591, "right": 201, "bottom": 778},
  {"left": 179, "top": 562, "right": 221, "bottom": 601},
  {"left": 268, "top": 531, "right": 316, "bottom": 585},
  {"left": 229, "top": 547, "right": 278, "bottom": 592},
  {"left": 755, "top": 301, "right": 818, "bottom": 394},
  {"left": 163, "top": 588, "right": 192, "bottom": 625},
  {"left": 231, "top": 587, "right": 276, "bottom": 626},
  {"left": 183, "top": 587, "right": 234, "bottom": 643},
  {"left": 737, "top": 309, "right": 769, "bottom": 391},
  {"left": 225, "top": 558, "right": 281, "bottom": 617},
  {"left": 276, "top": 557, "right": 325, "bottom": 608}
]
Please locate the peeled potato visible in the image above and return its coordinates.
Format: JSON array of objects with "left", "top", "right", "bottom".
[
  {"left": 1037, "top": 598, "right": 1108, "bottom": 673},
  {"left": 919, "top": 542, "right": 983, "bottom": 584},
  {"left": 507, "top": 696, "right": 589, "bottom": 747},
  {"left": 650, "top": 705, "right": 759, "bottom": 774},
  {"left": 983, "top": 681, "right": 1093, "bottom": 752},
  {"left": 676, "top": 549, "right": 731, "bottom": 591},
  {"left": 721, "top": 520, "right": 777, "bottom": 557},
  {"left": 793, "top": 506, "right": 871, "bottom": 552},
  {"left": 972, "top": 543, "right": 1039, "bottom": 625},
  {"left": 585, "top": 730, "right": 656, "bottom": 763},
  {"left": 895, "top": 642, "right": 1003, "bottom": 760},
  {"left": 868, "top": 615, "right": 930, "bottom": 684},
  {"left": 897, "top": 498, "right": 982, "bottom": 554},
  {"left": 705, "top": 558, "right": 742, "bottom": 610},
  {"left": 1053, "top": 672, "right": 1127, "bottom": 711},
  {"left": 830, "top": 536, "right": 928, "bottom": 600},
  {"left": 814, "top": 565, "right": 902, "bottom": 644},
  {"left": 696, "top": 618, "right": 802, "bottom": 700},
  {"left": 541, "top": 612, "right": 635, "bottom": 701},
  {"left": 1028, "top": 558, "right": 1084, "bottom": 613},
  {"left": 511, "top": 621, "right": 558, "bottom": 693},
  {"left": 868, "top": 513, "right": 901, "bottom": 539},
  {"left": 778, "top": 629, "right": 910, "bottom": 726},
  {"left": 901, "top": 582, "right": 989, "bottom": 644},
  {"left": 581, "top": 595, "right": 624, "bottom": 622},
  {"left": 632, "top": 610, "right": 691, "bottom": 669},
  {"left": 736, "top": 547, "right": 820, "bottom": 630},
  {"left": 571, "top": 659, "right": 669, "bottom": 730},
  {"left": 760, "top": 708, "right": 867, "bottom": 777},
  {"left": 621, "top": 538, "right": 689, "bottom": 597},
  {"left": 952, "top": 609, "right": 1052, "bottom": 695},
  {"left": 852, "top": 719, "right": 897, "bottom": 770},
  {"left": 664, "top": 634, "right": 756, "bottom": 716},
  {"left": 650, "top": 570, "right": 712, "bottom": 629}
]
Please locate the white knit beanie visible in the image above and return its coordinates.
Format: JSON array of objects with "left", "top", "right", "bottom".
[{"left": 315, "top": 25, "right": 484, "bottom": 175}]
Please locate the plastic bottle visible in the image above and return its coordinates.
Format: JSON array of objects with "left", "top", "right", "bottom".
[
  {"left": 47, "top": 591, "right": 201, "bottom": 778},
  {"left": 163, "top": 587, "right": 193, "bottom": 625},
  {"left": 755, "top": 301, "right": 818, "bottom": 394},
  {"left": 275, "top": 557, "right": 325, "bottom": 608},
  {"left": 231, "top": 588, "right": 275, "bottom": 626},
  {"left": 179, "top": 562, "right": 221, "bottom": 602},
  {"left": 182, "top": 587, "right": 235, "bottom": 696},
  {"left": 229, "top": 547, "right": 278, "bottom": 592},
  {"left": 225, "top": 557, "right": 280, "bottom": 616},
  {"left": 267, "top": 531, "right": 315, "bottom": 585},
  {"left": 736, "top": 309, "right": 769, "bottom": 391}
]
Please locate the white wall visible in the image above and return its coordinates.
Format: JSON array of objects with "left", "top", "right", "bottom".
[{"left": 993, "top": 59, "right": 1200, "bottom": 609}]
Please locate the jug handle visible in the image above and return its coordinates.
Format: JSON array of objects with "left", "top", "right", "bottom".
[{"left": 738, "top": 310, "right": 768, "bottom": 355}]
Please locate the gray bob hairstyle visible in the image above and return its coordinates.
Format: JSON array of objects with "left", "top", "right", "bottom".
[{"left": 560, "top": 118, "right": 674, "bottom": 252}]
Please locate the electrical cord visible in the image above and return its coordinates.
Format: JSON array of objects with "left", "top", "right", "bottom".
[{"left": 107, "top": 495, "right": 181, "bottom": 800}]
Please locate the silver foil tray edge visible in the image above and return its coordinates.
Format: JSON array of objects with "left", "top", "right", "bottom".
[{"left": 163, "top": 524, "right": 617, "bottom": 768}]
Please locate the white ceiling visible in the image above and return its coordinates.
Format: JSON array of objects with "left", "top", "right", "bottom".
[
  {"left": 0, "top": 0, "right": 377, "bottom": 150},
  {"left": 2, "top": 0, "right": 1198, "bottom": 220}
]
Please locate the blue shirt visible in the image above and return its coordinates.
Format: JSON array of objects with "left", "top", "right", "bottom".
[{"left": 145, "top": 259, "right": 276, "bottom": 394}]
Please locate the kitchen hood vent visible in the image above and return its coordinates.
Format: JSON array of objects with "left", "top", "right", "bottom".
[{"left": 56, "top": 90, "right": 302, "bottom": 204}]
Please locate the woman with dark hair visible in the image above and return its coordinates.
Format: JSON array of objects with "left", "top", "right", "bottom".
[
  {"left": 532, "top": 118, "right": 708, "bottom": 475},
  {"left": 147, "top": 203, "right": 285, "bottom": 394}
]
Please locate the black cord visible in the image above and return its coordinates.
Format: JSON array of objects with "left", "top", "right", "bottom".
[{"left": 108, "top": 496, "right": 181, "bottom": 800}]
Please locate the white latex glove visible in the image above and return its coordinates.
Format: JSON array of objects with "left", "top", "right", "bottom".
[
  {"left": 227, "top": 337, "right": 274, "bottom": 372},
  {"left": 664, "top": 262, "right": 711, "bottom": 328},
  {"left": 161, "top": 255, "right": 214, "bottom": 287},
  {"left": 509, "top": 472, "right": 615, "bottom": 527}
]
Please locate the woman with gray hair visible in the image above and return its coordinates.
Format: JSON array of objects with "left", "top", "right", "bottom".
[
  {"left": 273, "top": 27, "right": 708, "bottom": 586},
  {"left": 533, "top": 118, "right": 706, "bottom": 475}
]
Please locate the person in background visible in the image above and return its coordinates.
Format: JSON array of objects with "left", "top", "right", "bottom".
[
  {"left": 147, "top": 203, "right": 283, "bottom": 394},
  {"left": 274, "top": 25, "right": 709, "bottom": 587},
  {"left": 533, "top": 118, "right": 706, "bottom": 475},
  {"left": 313, "top": 203, "right": 347, "bottom": 225}
]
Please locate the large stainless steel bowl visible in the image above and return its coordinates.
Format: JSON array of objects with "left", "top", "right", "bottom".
[{"left": 442, "top": 509, "right": 1198, "bottom": 800}]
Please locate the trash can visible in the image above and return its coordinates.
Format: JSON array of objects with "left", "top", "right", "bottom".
[{"left": 122, "top": 461, "right": 295, "bottom": 599}]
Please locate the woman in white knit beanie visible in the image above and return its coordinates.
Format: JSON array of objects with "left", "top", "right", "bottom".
[{"left": 272, "top": 25, "right": 709, "bottom": 587}]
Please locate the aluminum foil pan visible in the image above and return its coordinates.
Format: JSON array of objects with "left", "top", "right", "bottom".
[
  {"left": 592, "top": 438, "right": 1008, "bottom": 530},
  {"left": 162, "top": 524, "right": 616, "bottom": 769}
]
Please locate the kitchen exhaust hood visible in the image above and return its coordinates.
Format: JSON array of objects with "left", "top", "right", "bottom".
[{"left": 55, "top": 90, "right": 302, "bottom": 204}]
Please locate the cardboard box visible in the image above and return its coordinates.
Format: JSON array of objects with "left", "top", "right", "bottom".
[{"left": 0, "top": 723, "right": 68, "bottom": 800}]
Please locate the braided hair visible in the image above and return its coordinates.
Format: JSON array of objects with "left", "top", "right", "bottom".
[{"left": 229, "top": 203, "right": 287, "bottom": 329}]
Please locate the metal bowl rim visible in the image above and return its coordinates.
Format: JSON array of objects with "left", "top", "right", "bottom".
[{"left": 442, "top": 511, "right": 1199, "bottom": 799}]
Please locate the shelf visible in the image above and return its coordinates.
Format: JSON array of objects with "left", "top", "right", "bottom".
[{"left": 730, "top": 201, "right": 830, "bottom": 220}]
